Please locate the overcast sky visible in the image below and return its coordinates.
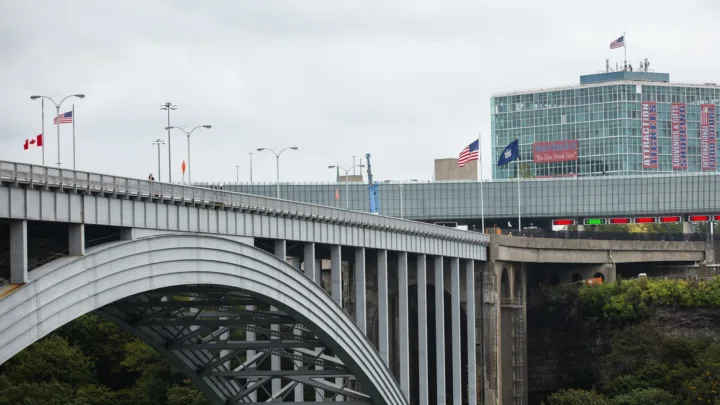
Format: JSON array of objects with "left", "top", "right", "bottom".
[{"left": 1, "top": 0, "right": 718, "bottom": 184}]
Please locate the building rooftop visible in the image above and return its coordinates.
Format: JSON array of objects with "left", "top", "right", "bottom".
[
  {"left": 579, "top": 71, "right": 669, "bottom": 85},
  {"left": 492, "top": 71, "right": 720, "bottom": 98}
]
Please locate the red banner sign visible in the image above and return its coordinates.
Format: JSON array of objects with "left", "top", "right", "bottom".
[
  {"left": 642, "top": 101, "right": 658, "bottom": 169},
  {"left": 533, "top": 140, "right": 578, "bottom": 163},
  {"left": 671, "top": 103, "right": 688, "bottom": 170},
  {"left": 701, "top": 104, "right": 717, "bottom": 171}
]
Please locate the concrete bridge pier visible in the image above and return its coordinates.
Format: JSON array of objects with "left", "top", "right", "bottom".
[
  {"left": 481, "top": 260, "right": 527, "bottom": 405},
  {"left": 7, "top": 220, "right": 88, "bottom": 285}
]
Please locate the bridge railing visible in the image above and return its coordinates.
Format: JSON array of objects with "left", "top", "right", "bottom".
[
  {"left": 0, "top": 161, "right": 489, "bottom": 244},
  {"left": 494, "top": 229, "right": 711, "bottom": 242}
]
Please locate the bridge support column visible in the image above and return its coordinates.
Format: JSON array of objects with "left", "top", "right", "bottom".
[
  {"left": 417, "top": 254, "right": 429, "bottom": 405},
  {"left": 683, "top": 221, "right": 691, "bottom": 234},
  {"left": 331, "top": 245, "right": 342, "bottom": 305},
  {"left": 377, "top": 250, "right": 389, "bottom": 366},
  {"left": 434, "top": 256, "right": 446, "bottom": 405},
  {"left": 69, "top": 223, "right": 85, "bottom": 256},
  {"left": 304, "top": 243, "right": 316, "bottom": 281},
  {"left": 451, "top": 258, "right": 462, "bottom": 405},
  {"left": 355, "top": 248, "right": 367, "bottom": 334},
  {"left": 466, "top": 260, "right": 477, "bottom": 405},
  {"left": 10, "top": 220, "right": 27, "bottom": 284},
  {"left": 272, "top": 240, "right": 286, "bottom": 396},
  {"left": 397, "top": 251, "right": 410, "bottom": 401},
  {"left": 292, "top": 249, "right": 305, "bottom": 401},
  {"left": 330, "top": 245, "right": 344, "bottom": 401}
]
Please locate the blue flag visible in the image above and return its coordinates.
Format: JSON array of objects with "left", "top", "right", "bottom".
[{"left": 497, "top": 139, "right": 520, "bottom": 166}]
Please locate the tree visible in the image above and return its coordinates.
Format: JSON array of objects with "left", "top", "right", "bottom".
[
  {"left": 518, "top": 163, "right": 534, "bottom": 178},
  {"left": 1, "top": 335, "right": 94, "bottom": 386},
  {"left": 610, "top": 388, "right": 681, "bottom": 405},
  {"left": 543, "top": 389, "right": 610, "bottom": 405}
]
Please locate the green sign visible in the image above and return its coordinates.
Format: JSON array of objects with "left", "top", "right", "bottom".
[{"left": 584, "top": 218, "right": 606, "bottom": 225}]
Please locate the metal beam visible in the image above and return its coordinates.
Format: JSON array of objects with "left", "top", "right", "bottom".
[
  {"left": 286, "top": 375, "right": 371, "bottom": 401},
  {"left": 208, "top": 369, "right": 353, "bottom": 378},
  {"left": 170, "top": 340, "right": 319, "bottom": 350}
]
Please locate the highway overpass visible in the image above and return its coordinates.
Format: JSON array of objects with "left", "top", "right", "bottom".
[{"left": 211, "top": 172, "right": 720, "bottom": 228}]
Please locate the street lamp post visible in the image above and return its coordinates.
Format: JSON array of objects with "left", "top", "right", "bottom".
[
  {"left": 166, "top": 125, "right": 211, "bottom": 185},
  {"left": 328, "top": 164, "right": 365, "bottom": 210},
  {"left": 151, "top": 139, "right": 165, "bottom": 181},
  {"left": 30, "top": 93, "right": 85, "bottom": 168},
  {"left": 160, "top": 102, "right": 177, "bottom": 182},
  {"left": 257, "top": 147, "right": 299, "bottom": 198},
  {"left": 249, "top": 152, "right": 253, "bottom": 183},
  {"left": 385, "top": 179, "right": 417, "bottom": 218},
  {"left": 235, "top": 165, "right": 240, "bottom": 184}
]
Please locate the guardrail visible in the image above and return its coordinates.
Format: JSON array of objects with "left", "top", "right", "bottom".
[
  {"left": 0, "top": 161, "right": 489, "bottom": 245},
  {"left": 495, "top": 229, "right": 711, "bottom": 242}
]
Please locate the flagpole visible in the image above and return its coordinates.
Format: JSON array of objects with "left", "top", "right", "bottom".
[
  {"left": 478, "top": 133, "right": 485, "bottom": 233},
  {"left": 623, "top": 30, "right": 627, "bottom": 69},
  {"left": 72, "top": 104, "right": 76, "bottom": 170},
  {"left": 41, "top": 98, "right": 45, "bottom": 166},
  {"left": 517, "top": 159, "right": 521, "bottom": 234}
]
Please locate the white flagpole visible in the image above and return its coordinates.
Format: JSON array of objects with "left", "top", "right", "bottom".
[
  {"left": 41, "top": 98, "right": 45, "bottom": 166},
  {"left": 517, "top": 158, "right": 521, "bottom": 233},
  {"left": 623, "top": 30, "right": 627, "bottom": 69},
  {"left": 72, "top": 104, "right": 76, "bottom": 170},
  {"left": 478, "top": 133, "right": 485, "bottom": 233}
]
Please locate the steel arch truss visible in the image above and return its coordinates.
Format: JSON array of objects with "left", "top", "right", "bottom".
[{"left": 99, "top": 285, "right": 370, "bottom": 404}]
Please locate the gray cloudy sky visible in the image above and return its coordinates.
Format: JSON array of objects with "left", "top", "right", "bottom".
[{"left": 1, "top": 0, "right": 717, "bottom": 184}]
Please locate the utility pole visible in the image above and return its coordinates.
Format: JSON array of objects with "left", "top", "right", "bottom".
[{"left": 160, "top": 102, "right": 177, "bottom": 182}]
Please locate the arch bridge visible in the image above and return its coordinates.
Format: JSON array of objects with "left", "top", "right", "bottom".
[{"left": 0, "top": 162, "right": 489, "bottom": 405}]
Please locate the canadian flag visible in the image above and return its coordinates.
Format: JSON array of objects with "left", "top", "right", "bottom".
[{"left": 23, "top": 134, "right": 43, "bottom": 150}]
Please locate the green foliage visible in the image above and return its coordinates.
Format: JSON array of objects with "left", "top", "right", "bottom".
[
  {"left": 0, "top": 315, "right": 208, "bottom": 405},
  {"left": 166, "top": 387, "right": 212, "bottom": 405},
  {"left": 543, "top": 389, "right": 610, "bottom": 405},
  {"left": 577, "top": 277, "right": 720, "bottom": 325},
  {"left": 539, "top": 277, "right": 720, "bottom": 405},
  {"left": 1, "top": 335, "right": 94, "bottom": 386},
  {"left": 518, "top": 163, "right": 534, "bottom": 178},
  {"left": 609, "top": 388, "right": 681, "bottom": 405}
]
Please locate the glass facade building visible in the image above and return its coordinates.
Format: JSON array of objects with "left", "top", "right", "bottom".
[{"left": 490, "top": 71, "right": 720, "bottom": 179}]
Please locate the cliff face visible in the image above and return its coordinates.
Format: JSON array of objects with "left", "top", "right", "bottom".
[
  {"left": 653, "top": 307, "right": 720, "bottom": 341},
  {"left": 527, "top": 302, "right": 720, "bottom": 400}
]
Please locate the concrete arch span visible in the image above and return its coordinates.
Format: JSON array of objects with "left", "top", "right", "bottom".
[{"left": 0, "top": 234, "right": 407, "bottom": 405}]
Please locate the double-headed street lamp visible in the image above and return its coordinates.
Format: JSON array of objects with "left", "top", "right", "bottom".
[
  {"left": 384, "top": 179, "right": 417, "bottom": 218},
  {"left": 329, "top": 164, "right": 365, "bottom": 209},
  {"left": 257, "top": 147, "right": 298, "bottom": 198},
  {"left": 30, "top": 93, "right": 85, "bottom": 168},
  {"left": 151, "top": 139, "right": 165, "bottom": 181},
  {"left": 165, "top": 125, "right": 211, "bottom": 184}
]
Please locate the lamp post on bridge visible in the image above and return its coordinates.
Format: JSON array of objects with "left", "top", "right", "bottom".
[
  {"left": 30, "top": 93, "right": 85, "bottom": 168},
  {"left": 257, "top": 147, "right": 298, "bottom": 198},
  {"left": 151, "top": 139, "right": 165, "bottom": 181},
  {"left": 329, "top": 164, "right": 365, "bottom": 210},
  {"left": 165, "top": 125, "right": 212, "bottom": 185},
  {"left": 159, "top": 102, "right": 177, "bottom": 182},
  {"left": 384, "top": 179, "right": 417, "bottom": 218}
]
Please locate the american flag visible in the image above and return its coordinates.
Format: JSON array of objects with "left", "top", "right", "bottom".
[
  {"left": 458, "top": 139, "right": 480, "bottom": 167},
  {"left": 609, "top": 36, "right": 624, "bottom": 49},
  {"left": 54, "top": 111, "right": 73, "bottom": 124}
]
